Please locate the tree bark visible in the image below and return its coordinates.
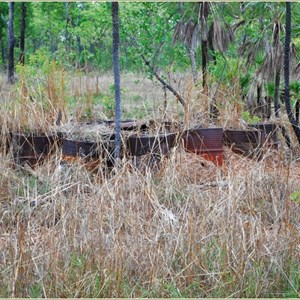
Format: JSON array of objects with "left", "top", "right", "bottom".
[
  {"left": 112, "top": 2, "right": 122, "bottom": 160},
  {"left": 264, "top": 96, "right": 271, "bottom": 119},
  {"left": 186, "top": 45, "right": 198, "bottom": 83},
  {"left": 296, "top": 100, "right": 300, "bottom": 125},
  {"left": 19, "top": 2, "right": 26, "bottom": 65},
  {"left": 7, "top": 2, "right": 15, "bottom": 84},
  {"left": 274, "top": 69, "right": 281, "bottom": 117},
  {"left": 77, "top": 36, "right": 83, "bottom": 66},
  {"left": 75, "top": 6, "right": 84, "bottom": 67},
  {"left": 284, "top": 2, "right": 300, "bottom": 144},
  {"left": 273, "top": 53, "right": 291, "bottom": 148}
]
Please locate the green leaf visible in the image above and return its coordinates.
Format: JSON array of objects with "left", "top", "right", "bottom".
[{"left": 290, "top": 190, "right": 300, "bottom": 203}]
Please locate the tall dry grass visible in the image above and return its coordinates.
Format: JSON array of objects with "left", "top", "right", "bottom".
[
  {"left": 0, "top": 145, "right": 300, "bottom": 297},
  {"left": 0, "top": 70, "right": 300, "bottom": 297}
]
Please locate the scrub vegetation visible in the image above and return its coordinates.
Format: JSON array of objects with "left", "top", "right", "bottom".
[{"left": 0, "top": 2, "right": 300, "bottom": 297}]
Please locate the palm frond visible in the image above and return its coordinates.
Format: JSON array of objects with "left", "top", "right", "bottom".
[
  {"left": 245, "top": 38, "right": 265, "bottom": 66},
  {"left": 184, "top": 20, "right": 195, "bottom": 47},
  {"left": 172, "top": 19, "right": 200, "bottom": 50},
  {"left": 191, "top": 22, "right": 200, "bottom": 50},
  {"left": 291, "top": 43, "right": 300, "bottom": 81},
  {"left": 208, "top": 19, "right": 234, "bottom": 53},
  {"left": 172, "top": 21, "right": 184, "bottom": 44}
]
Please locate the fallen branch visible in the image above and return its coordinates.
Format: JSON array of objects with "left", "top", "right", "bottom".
[{"left": 141, "top": 55, "right": 186, "bottom": 107}]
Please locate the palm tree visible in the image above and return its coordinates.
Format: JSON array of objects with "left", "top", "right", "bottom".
[
  {"left": 173, "top": 2, "right": 235, "bottom": 118},
  {"left": 284, "top": 2, "right": 300, "bottom": 144},
  {"left": 112, "top": 2, "right": 122, "bottom": 159},
  {"left": 173, "top": 19, "right": 199, "bottom": 83}
]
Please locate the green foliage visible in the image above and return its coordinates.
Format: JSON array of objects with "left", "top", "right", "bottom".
[
  {"left": 29, "top": 284, "right": 43, "bottom": 298},
  {"left": 120, "top": 2, "right": 188, "bottom": 73},
  {"left": 266, "top": 82, "right": 275, "bottom": 97},
  {"left": 100, "top": 95, "right": 115, "bottom": 118},
  {"left": 289, "top": 81, "right": 300, "bottom": 107},
  {"left": 242, "top": 111, "right": 261, "bottom": 124},
  {"left": 91, "top": 84, "right": 116, "bottom": 118},
  {"left": 2, "top": 1, "right": 300, "bottom": 126},
  {"left": 0, "top": 1, "right": 299, "bottom": 84},
  {"left": 14, "top": 172, "right": 53, "bottom": 198},
  {"left": 290, "top": 81, "right": 300, "bottom": 94},
  {"left": 208, "top": 54, "right": 252, "bottom": 96},
  {"left": 290, "top": 189, "right": 300, "bottom": 203},
  {"left": 28, "top": 47, "right": 51, "bottom": 69}
]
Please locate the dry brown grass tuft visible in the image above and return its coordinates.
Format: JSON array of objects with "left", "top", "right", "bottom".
[{"left": 0, "top": 143, "right": 299, "bottom": 297}]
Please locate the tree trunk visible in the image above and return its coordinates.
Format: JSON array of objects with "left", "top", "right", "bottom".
[
  {"left": 284, "top": 2, "right": 300, "bottom": 144},
  {"left": 186, "top": 45, "right": 197, "bottom": 83},
  {"left": 112, "top": 2, "right": 122, "bottom": 160},
  {"left": 273, "top": 58, "right": 291, "bottom": 148},
  {"left": 19, "top": 2, "right": 26, "bottom": 65},
  {"left": 257, "top": 84, "right": 262, "bottom": 116},
  {"left": 201, "top": 2, "right": 208, "bottom": 95},
  {"left": 7, "top": 2, "right": 15, "bottom": 84},
  {"left": 296, "top": 100, "right": 300, "bottom": 125},
  {"left": 65, "top": 2, "right": 69, "bottom": 52},
  {"left": 75, "top": 7, "right": 83, "bottom": 68},
  {"left": 274, "top": 68, "right": 281, "bottom": 117},
  {"left": 77, "top": 36, "right": 83, "bottom": 67},
  {"left": 264, "top": 96, "right": 271, "bottom": 119}
]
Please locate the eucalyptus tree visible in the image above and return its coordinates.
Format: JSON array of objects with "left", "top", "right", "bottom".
[
  {"left": 33, "top": 3, "right": 65, "bottom": 54},
  {"left": 120, "top": 3, "right": 188, "bottom": 106},
  {"left": 75, "top": 2, "right": 112, "bottom": 70}
]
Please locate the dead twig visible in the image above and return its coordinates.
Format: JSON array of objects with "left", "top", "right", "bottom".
[{"left": 141, "top": 54, "right": 186, "bottom": 107}]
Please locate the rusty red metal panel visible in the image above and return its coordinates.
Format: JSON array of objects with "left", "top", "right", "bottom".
[
  {"left": 182, "top": 128, "right": 224, "bottom": 166},
  {"left": 13, "top": 133, "right": 59, "bottom": 166},
  {"left": 223, "top": 129, "right": 266, "bottom": 158},
  {"left": 249, "top": 123, "right": 278, "bottom": 149},
  {"left": 126, "top": 133, "right": 177, "bottom": 157}
]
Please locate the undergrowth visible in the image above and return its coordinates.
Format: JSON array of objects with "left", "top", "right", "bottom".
[
  {"left": 0, "top": 147, "right": 299, "bottom": 297},
  {"left": 0, "top": 69, "right": 300, "bottom": 297}
]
